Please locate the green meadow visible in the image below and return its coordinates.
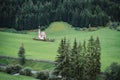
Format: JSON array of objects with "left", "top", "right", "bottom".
[
  {"left": 0, "top": 72, "right": 38, "bottom": 80},
  {"left": 0, "top": 22, "right": 120, "bottom": 71}
]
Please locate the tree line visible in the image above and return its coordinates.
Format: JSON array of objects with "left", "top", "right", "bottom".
[
  {"left": 54, "top": 36, "right": 101, "bottom": 80},
  {"left": 0, "top": 0, "right": 120, "bottom": 30}
]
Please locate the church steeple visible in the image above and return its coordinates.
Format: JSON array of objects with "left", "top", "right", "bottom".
[{"left": 38, "top": 26, "right": 41, "bottom": 39}]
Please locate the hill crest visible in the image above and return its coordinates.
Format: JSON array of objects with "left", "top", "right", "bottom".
[{"left": 46, "top": 22, "right": 72, "bottom": 32}]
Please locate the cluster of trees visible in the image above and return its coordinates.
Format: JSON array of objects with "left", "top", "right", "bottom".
[
  {"left": 54, "top": 36, "right": 101, "bottom": 80},
  {"left": 0, "top": 0, "right": 120, "bottom": 30}
]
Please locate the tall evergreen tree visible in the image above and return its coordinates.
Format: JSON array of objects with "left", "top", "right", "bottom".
[
  {"left": 54, "top": 38, "right": 71, "bottom": 79},
  {"left": 87, "top": 36, "right": 97, "bottom": 80},
  {"left": 54, "top": 37, "right": 101, "bottom": 80},
  {"left": 70, "top": 39, "right": 84, "bottom": 80},
  {"left": 86, "top": 36, "right": 101, "bottom": 80},
  {"left": 95, "top": 37, "right": 101, "bottom": 74},
  {"left": 18, "top": 43, "right": 25, "bottom": 65}
]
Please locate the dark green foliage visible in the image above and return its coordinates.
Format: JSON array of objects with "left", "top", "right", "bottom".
[
  {"left": 20, "top": 67, "right": 32, "bottom": 76},
  {"left": 95, "top": 37, "right": 101, "bottom": 74},
  {"left": 54, "top": 36, "right": 101, "bottom": 80},
  {"left": 0, "top": 66, "right": 6, "bottom": 72},
  {"left": 6, "top": 64, "right": 22, "bottom": 74},
  {"left": 70, "top": 39, "right": 84, "bottom": 80},
  {"left": 4, "top": 28, "right": 17, "bottom": 33},
  {"left": 48, "top": 74, "right": 60, "bottom": 80},
  {"left": 83, "top": 36, "right": 101, "bottom": 80},
  {"left": 18, "top": 44, "right": 25, "bottom": 65},
  {"left": 54, "top": 38, "right": 71, "bottom": 79},
  {"left": 0, "top": 0, "right": 119, "bottom": 30},
  {"left": 105, "top": 62, "right": 120, "bottom": 80},
  {"left": 35, "top": 70, "right": 49, "bottom": 80}
]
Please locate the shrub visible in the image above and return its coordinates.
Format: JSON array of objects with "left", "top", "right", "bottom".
[
  {"left": 104, "top": 62, "right": 120, "bottom": 80},
  {"left": 20, "top": 67, "right": 32, "bottom": 76},
  {"left": 4, "top": 28, "right": 17, "bottom": 33},
  {"left": 17, "top": 31, "right": 27, "bottom": 34},
  {"left": 6, "top": 64, "right": 22, "bottom": 74},
  {"left": 35, "top": 70, "right": 49, "bottom": 80},
  {"left": 74, "top": 27, "right": 80, "bottom": 31},
  {"left": 88, "top": 27, "right": 98, "bottom": 31},
  {"left": 48, "top": 75, "right": 61, "bottom": 80},
  {"left": 0, "top": 66, "right": 6, "bottom": 72},
  {"left": 116, "top": 26, "right": 120, "bottom": 31},
  {"left": 80, "top": 27, "right": 88, "bottom": 31}
]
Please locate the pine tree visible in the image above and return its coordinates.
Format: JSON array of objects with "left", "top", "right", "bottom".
[
  {"left": 95, "top": 37, "right": 101, "bottom": 74},
  {"left": 82, "top": 40, "right": 89, "bottom": 80},
  {"left": 54, "top": 37, "right": 101, "bottom": 80},
  {"left": 87, "top": 36, "right": 97, "bottom": 80},
  {"left": 70, "top": 39, "right": 83, "bottom": 80},
  {"left": 70, "top": 38, "right": 77, "bottom": 79},
  {"left": 54, "top": 38, "right": 71, "bottom": 79},
  {"left": 86, "top": 36, "right": 101, "bottom": 80},
  {"left": 18, "top": 43, "right": 25, "bottom": 65}
]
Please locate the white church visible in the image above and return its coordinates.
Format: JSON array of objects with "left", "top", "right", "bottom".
[{"left": 38, "top": 26, "right": 46, "bottom": 40}]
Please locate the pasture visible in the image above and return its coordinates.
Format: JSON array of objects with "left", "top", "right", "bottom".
[
  {"left": 0, "top": 72, "right": 38, "bottom": 80},
  {"left": 0, "top": 22, "right": 120, "bottom": 71}
]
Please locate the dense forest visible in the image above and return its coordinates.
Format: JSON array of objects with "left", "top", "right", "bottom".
[{"left": 0, "top": 0, "right": 120, "bottom": 30}]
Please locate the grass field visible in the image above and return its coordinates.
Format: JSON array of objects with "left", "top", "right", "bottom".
[
  {"left": 0, "top": 72, "right": 38, "bottom": 80},
  {"left": 0, "top": 22, "right": 120, "bottom": 71},
  {"left": 0, "top": 58, "right": 55, "bottom": 71}
]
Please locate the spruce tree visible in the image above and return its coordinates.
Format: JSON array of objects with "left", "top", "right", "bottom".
[
  {"left": 82, "top": 40, "right": 89, "bottom": 80},
  {"left": 86, "top": 36, "right": 101, "bottom": 80},
  {"left": 70, "top": 39, "right": 83, "bottom": 80},
  {"left": 87, "top": 36, "right": 97, "bottom": 80},
  {"left": 18, "top": 43, "right": 25, "bottom": 65},
  {"left": 70, "top": 39, "right": 78, "bottom": 79},
  {"left": 54, "top": 38, "right": 71, "bottom": 79},
  {"left": 95, "top": 37, "right": 101, "bottom": 74},
  {"left": 54, "top": 37, "right": 101, "bottom": 80}
]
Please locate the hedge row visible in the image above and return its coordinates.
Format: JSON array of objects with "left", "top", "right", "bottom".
[{"left": 0, "top": 64, "right": 60, "bottom": 80}]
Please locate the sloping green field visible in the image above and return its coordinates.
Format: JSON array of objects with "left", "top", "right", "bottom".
[
  {"left": 0, "top": 72, "right": 38, "bottom": 80},
  {"left": 0, "top": 22, "right": 120, "bottom": 71}
]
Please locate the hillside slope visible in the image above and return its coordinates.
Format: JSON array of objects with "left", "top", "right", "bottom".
[{"left": 0, "top": 22, "right": 120, "bottom": 71}]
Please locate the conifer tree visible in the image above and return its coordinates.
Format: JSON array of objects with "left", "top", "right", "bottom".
[
  {"left": 95, "top": 37, "right": 101, "bottom": 74},
  {"left": 87, "top": 36, "right": 97, "bottom": 80},
  {"left": 82, "top": 40, "right": 89, "bottom": 80},
  {"left": 87, "top": 36, "right": 101, "bottom": 80},
  {"left": 18, "top": 43, "right": 25, "bottom": 65},
  {"left": 54, "top": 37, "right": 101, "bottom": 80},
  {"left": 70, "top": 39, "right": 78, "bottom": 79},
  {"left": 70, "top": 39, "right": 83, "bottom": 80},
  {"left": 54, "top": 38, "right": 71, "bottom": 79}
]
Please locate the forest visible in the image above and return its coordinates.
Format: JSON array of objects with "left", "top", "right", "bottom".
[{"left": 0, "top": 0, "right": 120, "bottom": 30}]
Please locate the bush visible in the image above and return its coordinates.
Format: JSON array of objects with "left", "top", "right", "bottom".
[
  {"left": 6, "top": 64, "right": 22, "bottom": 74},
  {"left": 116, "top": 26, "right": 120, "bottom": 31},
  {"left": 104, "top": 62, "right": 120, "bottom": 80},
  {"left": 17, "top": 31, "right": 27, "bottom": 34},
  {"left": 4, "top": 28, "right": 17, "bottom": 33},
  {"left": 74, "top": 27, "right": 80, "bottom": 31},
  {"left": 88, "top": 27, "right": 98, "bottom": 31},
  {"left": 20, "top": 67, "right": 32, "bottom": 76},
  {"left": 48, "top": 75, "right": 61, "bottom": 80},
  {"left": 0, "top": 66, "right": 6, "bottom": 72},
  {"left": 35, "top": 70, "right": 49, "bottom": 80},
  {"left": 48, "top": 70, "right": 61, "bottom": 80}
]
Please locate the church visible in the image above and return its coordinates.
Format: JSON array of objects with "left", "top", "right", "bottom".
[{"left": 38, "top": 26, "right": 46, "bottom": 40}]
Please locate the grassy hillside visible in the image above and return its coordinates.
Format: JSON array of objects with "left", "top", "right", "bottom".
[
  {"left": 0, "top": 72, "right": 38, "bottom": 80},
  {"left": 46, "top": 22, "right": 72, "bottom": 32},
  {"left": 0, "top": 22, "right": 120, "bottom": 71}
]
